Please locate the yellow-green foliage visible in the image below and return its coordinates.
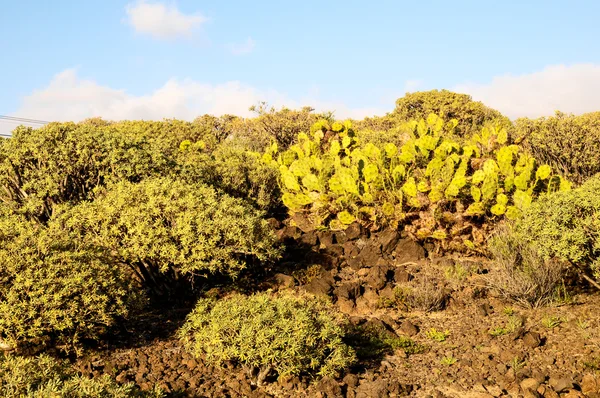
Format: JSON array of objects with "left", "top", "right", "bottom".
[
  {"left": 271, "top": 114, "right": 567, "bottom": 250},
  {"left": 511, "top": 174, "right": 600, "bottom": 279},
  {"left": 393, "top": 90, "right": 512, "bottom": 138},
  {"left": 516, "top": 111, "right": 600, "bottom": 185},
  {"left": 487, "top": 224, "right": 567, "bottom": 308},
  {"left": 224, "top": 104, "right": 330, "bottom": 152},
  {"left": 176, "top": 142, "right": 281, "bottom": 212},
  {"left": 0, "top": 122, "right": 171, "bottom": 223},
  {"left": 179, "top": 291, "right": 355, "bottom": 384},
  {"left": 0, "top": 209, "right": 141, "bottom": 352},
  {"left": 0, "top": 354, "right": 163, "bottom": 397},
  {"left": 56, "top": 178, "right": 280, "bottom": 295}
]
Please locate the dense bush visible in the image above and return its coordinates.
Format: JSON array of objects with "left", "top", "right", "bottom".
[
  {"left": 176, "top": 143, "right": 282, "bottom": 212},
  {"left": 393, "top": 90, "right": 511, "bottom": 138},
  {"left": 0, "top": 354, "right": 163, "bottom": 397},
  {"left": 0, "top": 122, "right": 170, "bottom": 223},
  {"left": 57, "top": 178, "right": 281, "bottom": 296},
  {"left": 179, "top": 291, "right": 355, "bottom": 385},
  {"left": 0, "top": 209, "right": 141, "bottom": 352},
  {"left": 223, "top": 104, "right": 331, "bottom": 152},
  {"left": 271, "top": 115, "right": 568, "bottom": 251},
  {"left": 511, "top": 174, "right": 600, "bottom": 280},
  {"left": 487, "top": 224, "right": 569, "bottom": 308},
  {"left": 516, "top": 111, "right": 600, "bottom": 185}
]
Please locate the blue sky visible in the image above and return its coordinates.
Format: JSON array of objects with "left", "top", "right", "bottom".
[{"left": 2, "top": 1, "right": 600, "bottom": 134}]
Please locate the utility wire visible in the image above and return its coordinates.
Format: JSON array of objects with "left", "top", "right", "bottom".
[{"left": 0, "top": 115, "right": 49, "bottom": 125}]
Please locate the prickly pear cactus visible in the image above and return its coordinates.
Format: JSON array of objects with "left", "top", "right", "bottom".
[{"left": 269, "top": 114, "right": 570, "bottom": 251}]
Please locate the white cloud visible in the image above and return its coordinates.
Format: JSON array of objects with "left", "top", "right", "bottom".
[
  {"left": 228, "top": 37, "right": 256, "bottom": 55},
  {"left": 125, "top": 1, "right": 207, "bottom": 40},
  {"left": 454, "top": 63, "right": 600, "bottom": 119},
  {"left": 7, "top": 69, "right": 388, "bottom": 133}
]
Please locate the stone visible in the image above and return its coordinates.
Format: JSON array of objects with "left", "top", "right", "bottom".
[
  {"left": 343, "top": 241, "right": 359, "bottom": 258},
  {"left": 343, "top": 373, "right": 359, "bottom": 389},
  {"left": 399, "top": 320, "right": 419, "bottom": 336},
  {"left": 549, "top": 377, "right": 574, "bottom": 393},
  {"left": 582, "top": 374, "right": 599, "bottom": 395},
  {"left": 317, "top": 231, "right": 335, "bottom": 248},
  {"left": 358, "top": 244, "right": 382, "bottom": 268},
  {"left": 484, "top": 384, "right": 503, "bottom": 397},
  {"left": 522, "top": 331, "right": 542, "bottom": 348},
  {"left": 345, "top": 222, "right": 363, "bottom": 240},
  {"left": 379, "top": 229, "right": 400, "bottom": 255},
  {"left": 337, "top": 298, "right": 355, "bottom": 314},
  {"left": 334, "top": 281, "right": 361, "bottom": 300},
  {"left": 304, "top": 275, "right": 334, "bottom": 296},
  {"left": 394, "top": 268, "right": 411, "bottom": 283},
  {"left": 274, "top": 273, "right": 296, "bottom": 288},
  {"left": 520, "top": 378, "right": 540, "bottom": 392},
  {"left": 299, "top": 230, "right": 318, "bottom": 246},
  {"left": 276, "top": 225, "right": 301, "bottom": 242},
  {"left": 562, "top": 391, "right": 584, "bottom": 398},
  {"left": 366, "top": 265, "right": 390, "bottom": 290},
  {"left": 393, "top": 239, "right": 426, "bottom": 264}
]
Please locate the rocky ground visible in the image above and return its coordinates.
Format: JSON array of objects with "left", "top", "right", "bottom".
[{"left": 74, "top": 220, "right": 600, "bottom": 397}]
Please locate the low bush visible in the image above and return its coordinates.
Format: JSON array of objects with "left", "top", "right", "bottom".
[
  {"left": 393, "top": 90, "right": 511, "bottom": 138},
  {"left": 0, "top": 122, "right": 171, "bottom": 223},
  {"left": 0, "top": 210, "right": 142, "bottom": 352},
  {"left": 178, "top": 291, "right": 355, "bottom": 385},
  {"left": 176, "top": 143, "right": 282, "bottom": 213},
  {"left": 0, "top": 354, "right": 163, "bottom": 397},
  {"left": 486, "top": 224, "right": 568, "bottom": 308},
  {"left": 57, "top": 178, "right": 281, "bottom": 297},
  {"left": 516, "top": 111, "right": 600, "bottom": 185},
  {"left": 270, "top": 114, "right": 568, "bottom": 251},
  {"left": 510, "top": 174, "right": 600, "bottom": 281}
]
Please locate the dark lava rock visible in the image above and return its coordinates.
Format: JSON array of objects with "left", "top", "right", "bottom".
[
  {"left": 334, "top": 281, "right": 362, "bottom": 301},
  {"left": 379, "top": 229, "right": 400, "bottom": 255},
  {"left": 393, "top": 239, "right": 426, "bottom": 263},
  {"left": 345, "top": 222, "right": 364, "bottom": 241},
  {"left": 399, "top": 320, "right": 419, "bottom": 337},
  {"left": 304, "top": 275, "right": 335, "bottom": 297},
  {"left": 522, "top": 331, "right": 542, "bottom": 348}
]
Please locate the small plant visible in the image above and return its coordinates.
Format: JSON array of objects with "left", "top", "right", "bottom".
[
  {"left": 541, "top": 315, "right": 563, "bottom": 329},
  {"left": 440, "top": 356, "right": 458, "bottom": 366},
  {"left": 179, "top": 291, "right": 356, "bottom": 386},
  {"left": 426, "top": 328, "right": 450, "bottom": 342},
  {"left": 503, "top": 306, "right": 515, "bottom": 316},
  {"left": 509, "top": 357, "right": 526, "bottom": 373},
  {"left": 576, "top": 318, "right": 590, "bottom": 330},
  {"left": 489, "top": 326, "right": 509, "bottom": 337},
  {"left": 0, "top": 354, "right": 164, "bottom": 398},
  {"left": 444, "top": 263, "right": 469, "bottom": 284},
  {"left": 489, "top": 315, "right": 522, "bottom": 337},
  {"left": 396, "top": 278, "right": 449, "bottom": 312}
]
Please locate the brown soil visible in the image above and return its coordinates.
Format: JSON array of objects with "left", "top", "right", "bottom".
[{"left": 73, "top": 221, "right": 600, "bottom": 397}]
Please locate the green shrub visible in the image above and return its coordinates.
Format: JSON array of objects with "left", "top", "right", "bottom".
[
  {"left": 511, "top": 174, "right": 600, "bottom": 280},
  {"left": 486, "top": 224, "right": 568, "bottom": 308},
  {"left": 270, "top": 114, "right": 567, "bottom": 251},
  {"left": 516, "top": 112, "right": 600, "bottom": 185},
  {"left": 176, "top": 143, "right": 282, "bottom": 212},
  {"left": 179, "top": 291, "right": 355, "bottom": 385},
  {"left": 393, "top": 90, "right": 511, "bottom": 138},
  {"left": 57, "top": 178, "right": 281, "bottom": 296},
  {"left": 0, "top": 122, "right": 171, "bottom": 223},
  {"left": 0, "top": 354, "right": 163, "bottom": 397},
  {"left": 0, "top": 210, "right": 142, "bottom": 352}
]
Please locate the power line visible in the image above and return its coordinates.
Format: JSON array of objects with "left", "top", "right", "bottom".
[{"left": 0, "top": 115, "right": 49, "bottom": 125}]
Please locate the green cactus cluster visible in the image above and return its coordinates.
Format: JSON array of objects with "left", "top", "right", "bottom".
[{"left": 267, "top": 114, "right": 570, "bottom": 251}]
